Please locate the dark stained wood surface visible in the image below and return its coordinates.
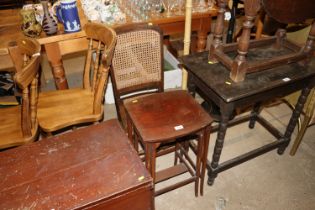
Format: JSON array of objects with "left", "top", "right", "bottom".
[
  {"left": 262, "top": 0, "right": 315, "bottom": 23},
  {"left": 181, "top": 50, "right": 315, "bottom": 186},
  {"left": 125, "top": 90, "right": 212, "bottom": 143},
  {"left": 181, "top": 50, "right": 315, "bottom": 103},
  {"left": 124, "top": 90, "right": 212, "bottom": 196},
  {"left": 0, "top": 119, "right": 153, "bottom": 210}
]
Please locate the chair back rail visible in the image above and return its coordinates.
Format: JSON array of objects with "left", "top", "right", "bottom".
[{"left": 84, "top": 23, "right": 117, "bottom": 114}]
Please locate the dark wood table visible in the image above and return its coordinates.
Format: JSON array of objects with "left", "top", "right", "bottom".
[
  {"left": 180, "top": 50, "right": 315, "bottom": 185},
  {"left": 0, "top": 119, "right": 153, "bottom": 210}
]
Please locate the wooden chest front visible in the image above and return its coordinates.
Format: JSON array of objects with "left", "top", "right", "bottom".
[{"left": 0, "top": 119, "right": 153, "bottom": 210}]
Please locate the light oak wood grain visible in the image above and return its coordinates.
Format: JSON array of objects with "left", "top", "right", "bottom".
[
  {"left": 37, "top": 23, "right": 117, "bottom": 134},
  {"left": 0, "top": 38, "right": 41, "bottom": 149}
]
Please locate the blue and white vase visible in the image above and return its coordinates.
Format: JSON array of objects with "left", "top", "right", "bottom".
[{"left": 53, "top": 0, "right": 81, "bottom": 33}]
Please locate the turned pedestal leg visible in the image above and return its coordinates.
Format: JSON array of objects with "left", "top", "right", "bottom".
[
  {"left": 196, "top": 17, "right": 212, "bottom": 52},
  {"left": 230, "top": 0, "right": 261, "bottom": 82},
  {"left": 208, "top": 0, "right": 228, "bottom": 62},
  {"left": 45, "top": 43, "right": 69, "bottom": 90}
]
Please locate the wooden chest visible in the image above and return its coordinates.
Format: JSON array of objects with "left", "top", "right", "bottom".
[{"left": 0, "top": 119, "right": 153, "bottom": 210}]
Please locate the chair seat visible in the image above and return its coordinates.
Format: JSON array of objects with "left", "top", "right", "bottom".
[
  {"left": 0, "top": 106, "right": 36, "bottom": 149},
  {"left": 124, "top": 90, "right": 212, "bottom": 143},
  {"left": 38, "top": 88, "right": 103, "bottom": 132}
]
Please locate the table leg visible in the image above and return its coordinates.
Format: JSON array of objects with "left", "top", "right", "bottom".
[
  {"left": 196, "top": 31, "right": 208, "bottom": 52},
  {"left": 249, "top": 102, "right": 261, "bottom": 129},
  {"left": 278, "top": 86, "right": 312, "bottom": 154},
  {"left": 195, "top": 133, "right": 202, "bottom": 197},
  {"left": 208, "top": 105, "right": 234, "bottom": 185},
  {"left": 200, "top": 125, "right": 211, "bottom": 196},
  {"left": 187, "top": 75, "right": 197, "bottom": 97},
  {"left": 44, "top": 42, "right": 69, "bottom": 90},
  {"left": 126, "top": 114, "right": 135, "bottom": 146},
  {"left": 196, "top": 17, "right": 212, "bottom": 52}
]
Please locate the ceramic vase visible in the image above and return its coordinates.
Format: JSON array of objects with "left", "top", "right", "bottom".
[
  {"left": 41, "top": 0, "right": 58, "bottom": 36},
  {"left": 20, "top": 9, "right": 42, "bottom": 37}
]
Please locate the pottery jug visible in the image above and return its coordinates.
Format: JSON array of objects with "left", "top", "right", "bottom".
[
  {"left": 53, "top": 0, "right": 81, "bottom": 33},
  {"left": 20, "top": 9, "right": 42, "bottom": 37},
  {"left": 41, "top": 0, "right": 58, "bottom": 36}
]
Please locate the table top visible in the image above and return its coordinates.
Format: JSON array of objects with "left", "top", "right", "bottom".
[
  {"left": 180, "top": 48, "right": 315, "bottom": 103},
  {"left": 125, "top": 90, "right": 212, "bottom": 142},
  {"left": 0, "top": 119, "right": 152, "bottom": 209}
]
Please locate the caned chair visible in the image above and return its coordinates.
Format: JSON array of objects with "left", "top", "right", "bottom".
[
  {"left": 0, "top": 37, "right": 41, "bottom": 149},
  {"left": 110, "top": 23, "right": 164, "bottom": 128},
  {"left": 110, "top": 23, "right": 213, "bottom": 196},
  {"left": 37, "top": 23, "right": 116, "bottom": 134}
]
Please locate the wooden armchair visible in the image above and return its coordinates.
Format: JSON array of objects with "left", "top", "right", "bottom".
[
  {"left": 37, "top": 23, "right": 117, "bottom": 134},
  {"left": 0, "top": 37, "right": 41, "bottom": 149},
  {"left": 110, "top": 23, "right": 164, "bottom": 128}
]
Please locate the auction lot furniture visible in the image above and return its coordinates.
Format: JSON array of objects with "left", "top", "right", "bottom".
[
  {"left": 0, "top": 1, "right": 217, "bottom": 90},
  {"left": 125, "top": 90, "right": 212, "bottom": 196},
  {"left": 0, "top": 38, "right": 41, "bottom": 149},
  {"left": 0, "top": 119, "right": 153, "bottom": 210},
  {"left": 110, "top": 23, "right": 164, "bottom": 128},
  {"left": 180, "top": 51, "right": 315, "bottom": 185},
  {"left": 37, "top": 22, "right": 116, "bottom": 135},
  {"left": 209, "top": 0, "right": 315, "bottom": 82}
]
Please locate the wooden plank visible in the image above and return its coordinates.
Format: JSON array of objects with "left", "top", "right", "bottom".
[{"left": 155, "top": 163, "right": 188, "bottom": 183}]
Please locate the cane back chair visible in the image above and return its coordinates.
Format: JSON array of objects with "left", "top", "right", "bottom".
[
  {"left": 110, "top": 23, "right": 164, "bottom": 128},
  {"left": 110, "top": 23, "right": 213, "bottom": 196}
]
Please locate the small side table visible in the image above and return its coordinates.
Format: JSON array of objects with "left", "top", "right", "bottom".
[{"left": 180, "top": 51, "right": 315, "bottom": 185}]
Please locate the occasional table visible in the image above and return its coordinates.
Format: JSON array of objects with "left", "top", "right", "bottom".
[{"left": 180, "top": 50, "right": 315, "bottom": 185}]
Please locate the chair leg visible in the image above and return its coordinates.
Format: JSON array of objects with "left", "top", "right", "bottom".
[
  {"left": 174, "top": 143, "right": 179, "bottom": 165},
  {"left": 200, "top": 126, "right": 211, "bottom": 196},
  {"left": 195, "top": 134, "right": 202, "bottom": 197},
  {"left": 290, "top": 116, "right": 311, "bottom": 156},
  {"left": 134, "top": 132, "right": 139, "bottom": 153},
  {"left": 145, "top": 143, "right": 156, "bottom": 183}
]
